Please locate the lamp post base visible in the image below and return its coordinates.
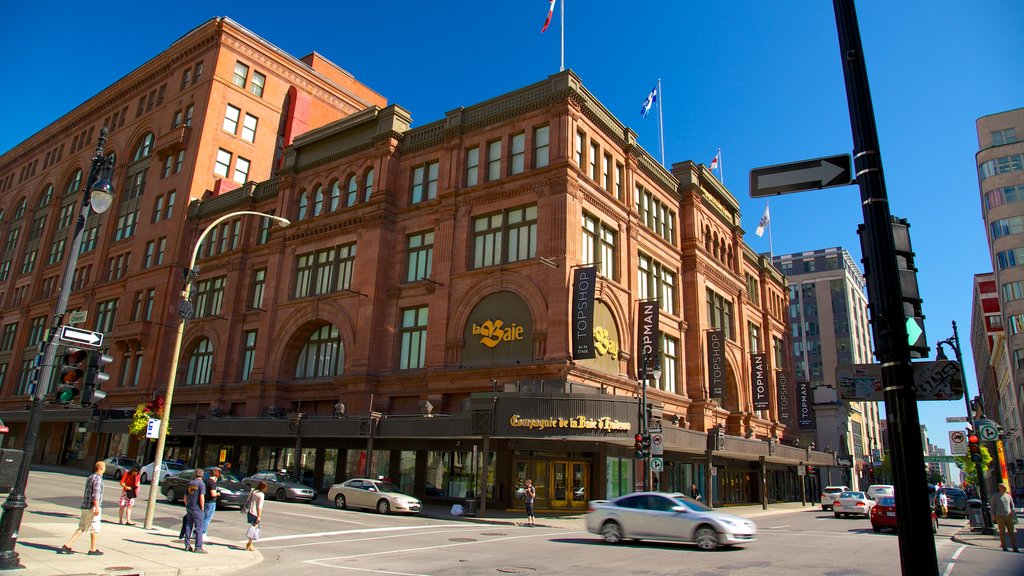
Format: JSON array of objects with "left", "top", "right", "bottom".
[{"left": 0, "top": 495, "right": 27, "bottom": 571}]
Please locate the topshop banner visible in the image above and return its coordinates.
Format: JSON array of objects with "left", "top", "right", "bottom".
[
  {"left": 636, "top": 300, "right": 660, "bottom": 375},
  {"left": 797, "top": 380, "right": 814, "bottom": 429},
  {"left": 571, "top": 266, "right": 597, "bottom": 360},
  {"left": 707, "top": 330, "right": 726, "bottom": 397},
  {"left": 751, "top": 353, "right": 769, "bottom": 410},
  {"left": 776, "top": 369, "right": 790, "bottom": 420}
]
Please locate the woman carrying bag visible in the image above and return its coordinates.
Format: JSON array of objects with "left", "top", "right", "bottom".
[
  {"left": 118, "top": 466, "right": 141, "bottom": 525},
  {"left": 243, "top": 481, "right": 266, "bottom": 552}
]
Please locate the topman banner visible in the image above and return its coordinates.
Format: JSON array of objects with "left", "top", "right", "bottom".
[
  {"left": 636, "top": 300, "right": 660, "bottom": 375},
  {"left": 571, "top": 266, "right": 597, "bottom": 360},
  {"left": 751, "top": 353, "right": 769, "bottom": 410}
]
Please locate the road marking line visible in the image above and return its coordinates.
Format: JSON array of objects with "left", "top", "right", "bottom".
[
  {"left": 951, "top": 545, "right": 966, "bottom": 560},
  {"left": 304, "top": 561, "right": 429, "bottom": 576},
  {"left": 275, "top": 510, "right": 368, "bottom": 525},
  {"left": 261, "top": 527, "right": 486, "bottom": 550},
  {"left": 306, "top": 530, "right": 575, "bottom": 563},
  {"left": 942, "top": 544, "right": 966, "bottom": 576},
  {"left": 259, "top": 524, "right": 457, "bottom": 542},
  {"left": 768, "top": 525, "right": 789, "bottom": 529}
]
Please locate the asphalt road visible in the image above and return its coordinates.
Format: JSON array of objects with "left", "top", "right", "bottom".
[{"left": 18, "top": 470, "right": 1024, "bottom": 575}]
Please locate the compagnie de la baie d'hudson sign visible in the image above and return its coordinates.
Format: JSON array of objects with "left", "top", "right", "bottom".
[{"left": 508, "top": 415, "right": 632, "bottom": 432}]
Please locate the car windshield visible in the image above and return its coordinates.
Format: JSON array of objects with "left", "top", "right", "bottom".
[
  {"left": 165, "top": 462, "right": 186, "bottom": 471},
  {"left": 825, "top": 488, "right": 844, "bottom": 493},
  {"left": 373, "top": 481, "right": 400, "bottom": 493},
  {"left": 878, "top": 496, "right": 895, "bottom": 506},
  {"left": 840, "top": 491, "right": 865, "bottom": 499},
  {"left": 275, "top": 474, "right": 298, "bottom": 484},
  {"left": 668, "top": 494, "right": 712, "bottom": 512},
  {"left": 218, "top": 472, "right": 243, "bottom": 483}
]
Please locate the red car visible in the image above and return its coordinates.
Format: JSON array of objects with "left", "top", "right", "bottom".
[{"left": 870, "top": 496, "right": 938, "bottom": 533}]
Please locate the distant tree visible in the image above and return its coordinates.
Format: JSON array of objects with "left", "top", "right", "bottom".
[
  {"left": 874, "top": 453, "right": 892, "bottom": 484},
  {"left": 954, "top": 446, "right": 993, "bottom": 487},
  {"left": 927, "top": 469, "right": 944, "bottom": 485}
]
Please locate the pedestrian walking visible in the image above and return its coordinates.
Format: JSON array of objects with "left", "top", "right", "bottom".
[
  {"left": 182, "top": 469, "right": 207, "bottom": 553},
  {"left": 57, "top": 460, "right": 106, "bottom": 556},
  {"left": 244, "top": 481, "right": 266, "bottom": 552},
  {"left": 118, "top": 466, "right": 141, "bottom": 525},
  {"left": 990, "top": 483, "right": 1019, "bottom": 552},
  {"left": 690, "top": 483, "right": 702, "bottom": 501},
  {"left": 937, "top": 490, "right": 949, "bottom": 519},
  {"left": 203, "top": 467, "right": 221, "bottom": 536},
  {"left": 524, "top": 479, "right": 536, "bottom": 527}
]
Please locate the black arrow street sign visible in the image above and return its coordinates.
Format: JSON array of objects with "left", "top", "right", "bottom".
[{"left": 749, "top": 154, "right": 853, "bottom": 198}]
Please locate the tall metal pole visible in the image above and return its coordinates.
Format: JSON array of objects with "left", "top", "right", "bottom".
[
  {"left": 639, "top": 352, "right": 649, "bottom": 492},
  {"left": 142, "top": 211, "right": 289, "bottom": 529},
  {"left": 832, "top": 2, "right": 938, "bottom": 575},
  {"left": 0, "top": 130, "right": 114, "bottom": 569}
]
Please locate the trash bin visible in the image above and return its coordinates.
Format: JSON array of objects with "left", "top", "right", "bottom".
[
  {"left": 967, "top": 499, "right": 983, "bottom": 528},
  {"left": 463, "top": 498, "right": 477, "bottom": 516}
]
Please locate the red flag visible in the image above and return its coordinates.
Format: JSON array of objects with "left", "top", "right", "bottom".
[{"left": 541, "top": 0, "right": 556, "bottom": 33}]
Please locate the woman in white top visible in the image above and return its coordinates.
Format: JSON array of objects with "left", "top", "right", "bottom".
[{"left": 244, "top": 481, "right": 266, "bottom": 552}]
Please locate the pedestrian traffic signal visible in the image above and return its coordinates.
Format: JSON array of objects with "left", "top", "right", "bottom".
[
  {"left": 55, "top": 348, "right": 88, "bottom": 404},
  {"left": 967, "top": 432, "right": 981, "bottom": 463},
  {"left": 82, "top": 351, "right": 113, "bottom": 407}
]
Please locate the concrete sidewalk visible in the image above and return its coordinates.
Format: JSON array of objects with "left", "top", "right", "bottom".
[
  {"left": 6, "top": 497, "right": 261, "bottom": 576},
  {"left": 953, "top": 519, "right": 1024, "bottom": 553}
]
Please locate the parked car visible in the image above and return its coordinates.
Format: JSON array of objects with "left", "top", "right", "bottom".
[
  {"left": 139, "top": 460, "right": 186, "bottom": 484},
  {"left": 101, "top": 456, "right": 140, "bottom": 481},
  {"left": 243, "top": 470, "right": 316, "bottom": 503},
  {"left": 161, "top": 467, "right": 251, "bottom": 508},
  {"left": 870, "top": 495, "right": 938, "bottom": 533},
  {"left": 833, "top": 490, "right": 876, "bottom": 518},
  {"left": 866, "top": 484, "right": 894, "bottom": 500},
  {"left": 932, "top": 487, "right": 969, "bottom": 518},
  {"left": 328, "top": 478, "right": 422, "bottom": 514},
  {"left": 586, "top": 492, "right": 757, "bottom": 551},
  {"left": 820, "top": 485, "right": 851, "bottom": 511}
]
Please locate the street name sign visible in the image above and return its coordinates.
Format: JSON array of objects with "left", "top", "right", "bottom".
[
  {"left": 924, "top": 455, "right": 957, "bottom": 463},
  {"left": 836, "top": 361, "right": 963, "bottom": 401},
  {"left": 59, "top": 326, "right": 103, "bottom": 348},
  {"left": 949, "top": 430, "right": 967, "bottom": 455},
  {"left": 945, "top": 416, "right": 970, "bottom": 423},
  {"left": 749, "top": 154, "right": 852, "bottom": 198},
  {"left": 68, "top": 310, "right": 88, "bottom": 325}
]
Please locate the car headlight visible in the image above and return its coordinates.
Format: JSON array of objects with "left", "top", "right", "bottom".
[{"left": 719, "top": 519, "right": 737, "bottom": 526}]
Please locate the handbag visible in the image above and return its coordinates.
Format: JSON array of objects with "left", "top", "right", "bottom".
[
  {"left": 126, "top": 488, "right": 138, "bottom": 500},
  {"left": 241, "top": 492, "right": 252, "bottom": 515},
  {"left": 246, "top": 523, "right": 261, "bottom": 541}
]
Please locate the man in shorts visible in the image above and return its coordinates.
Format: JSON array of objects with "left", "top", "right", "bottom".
[{"left": 58, "top": 460, "right": 106, "bottom": 555}]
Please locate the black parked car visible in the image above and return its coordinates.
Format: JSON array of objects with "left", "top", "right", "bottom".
[
  {"left": 161, "top": 467, "right": 250, "bottom": 509},
  {"left": 932, "top": 487, "right": 968, "bottom": 518}
]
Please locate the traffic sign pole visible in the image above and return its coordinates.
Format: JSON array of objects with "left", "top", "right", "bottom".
[{"left": 833, "top": 2, "right": 938, "bottom": 575}]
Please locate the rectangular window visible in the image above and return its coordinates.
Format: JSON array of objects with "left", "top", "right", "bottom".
[
  {"left": 241, "top": 113, "right": 258, "bottom": 143},
  {"left": 707, "top": 288, "right": 734, "bottom": 340},
  {"left": 241, "top": 330, "right": 258, "bottom": 380},
  {"left": 28, "top": 316, "right": 46, "bottom": 346},
  {"left": 113, "top": 210, "right": 139, "bottom": 241},
  {"left": 250, "top": 71, "right": 266, "bottom": 97},
  {"left": 143, "top": 240, "right": 155, "bottom": 268},
  {"left": 193, "top": 276, "right": 226, "bottom": 317},
  {"left": 472, "top": 205, "right": 537, "bottom": 268},
  {"left": 660, "top": 335, "right": 678, "bottom": 394},
  {"left": 193, "top": 61, "right": 203, "bottom": 82},
  {"left": 589, "top": 142, "right": 599, "bottom": 181},
  {"left": 992, "top": 128, "right": 1018, "bottom": 146},
  {"left": 294, "top": 242, "right": 357, "bottom": 298},
  {"left": 638, "top": 254, "right": 675, "bottom": 315},
  {"left": 174, "top": 150, "right": 184, "bottom": 174},
  {"left": 534, "top": 126, "right": 549, "bottom": 168},
  {"left": 575, "top": 131, "right": 584, "bottom": 166},
  {"left": 20, "top": 250, "right": 36, "bottom": 274},
  {"left": 233, "top": 156, "right": 250, "bottom": 183},
  {"left": 980, "top": 153, "right": 1024, "bottom": 180},
  {"left": 487, "top": 140, "right": 502, "bottom": 181},
  {"left": 510, "top": 133, "right": 525, "bottom": 175},
  {"left": 223, "top": 105, "right": 240, "bottom": 134},
  {"left": 184, "top": 105, "right": 194, "bottom": 127},
  {"left": 214, "top": 149, "right": 231, "bottom": 178},
  {"left": 47, "top": 238, "right": 66, "bottom": 265},
  {"left": 233, "top": 61, "right": 249, "bottom": 88},
  {"left": 96, "top": 299, "right": 118, "bottom": 334},
  {"left": 162, "top": 155, "right": 173, "bottom": 178},
  {"left": 0, "top": 322, "right": 17, "bottom": 352},
  {"left": 180, "top": 68, "right": 191, "bottom": 90},
  {"left": 465, "top": 147, "right": 479, "bottom": 187},
  {"left": 399, "top": 306, "right": 429, "bottom": 370},
  {"left": 251, "top": 268, "right": 266, "bottom": 309},
  {"left": 406, "top": 231, "right": 435, "bottom": 283},
  {"left": 603, "top": 153, "right": 612, "bottom": 191},
  {"left": 749, "top": 322, "right": 761, "bottom": 352},
  {"left": 1004, "top": 281, "right": 1024, "bottom": 302},
  {"left": 155, "top": 237, "right": 166, "bottom": 265},
  {"left": 410, "top": 161, "right": 438, "bottom": 203},
  {"left": 1013, "top": 349, "right": 1024, "bottom": 370},
  {"left": 144, "top": 290, "right": 156, "bottom": 320}
]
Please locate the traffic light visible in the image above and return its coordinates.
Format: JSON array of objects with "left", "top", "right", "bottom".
[
  {"left": 56, "top": 348, "right": 88, "bottom": 404},
  {"left": 81, "top": 351, "right": 112, "bottom": 407},
  {"left": 967, "top": 432, "right": 981, "bottom": 463},
  {"left": 634, "top": 433, "right": 651, "bottom": 459}
]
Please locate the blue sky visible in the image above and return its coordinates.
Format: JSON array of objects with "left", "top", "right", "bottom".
[{"left": 2, "top": 1, "right": 1021, "bottom": 453}]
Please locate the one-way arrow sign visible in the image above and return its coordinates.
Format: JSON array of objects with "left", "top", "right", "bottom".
[
  {"left": 59, "top": 325, "right": 104, "bottom": 347},
  {"left": 749, "top": 154, "right": 852, "bottom": 198}
]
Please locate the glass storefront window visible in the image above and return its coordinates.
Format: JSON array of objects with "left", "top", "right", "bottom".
[
  {"left": 322, "top": 449, "right": 338, "bottom": 491},
  {"left": 398, "top": 451, "right": 416, "bottom": 495},
  {"left": 425, "top": 450, "right": 495, "bottom": 499},
  {"left": 605, "top": 457, "right": 634, "bottom": 498},
  {"left": 345, "top": 449, "right": 390, "bottom": 480}
]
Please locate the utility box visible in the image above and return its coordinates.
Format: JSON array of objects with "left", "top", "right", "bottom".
[
  {"left": 0, "top": 448, "right": 24, "bottom": 492},
  {"left": 967, "top": 499, "right": 983, "bottom": 529}
]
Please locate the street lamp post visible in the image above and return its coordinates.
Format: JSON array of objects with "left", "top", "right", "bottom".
[
  {"left": 142, "top": 210, "right": 289, "bottom": 529},
  {"left": 638, "top": 351, "right": 661, "bottom": 492},
  {"left": 0, "top": 130, "right": 116, "bottom": 570},
  {"left": 936, "top": 320, "right": 994, "bottom": 532}
]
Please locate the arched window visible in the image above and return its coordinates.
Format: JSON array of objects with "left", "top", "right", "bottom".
[
  {"left": 13, "top": 198, "right": 27, "bottom": 220},
  {"left": 132, "top": 132, "right": 154, "bottom": 162},
  {"left": 65, "top": 169, "right": 83, "bottom": 196},
  {"left": 295, "top": 324, "right": 344, "bottom": 379},
  {"left": 712, "top": 232, "right": 719, "bottom": 258},
  {"left": 329, "top": 180, "right": 341, "bottom": 211},
  {"left": 345, "top": 175, "right": 358, "bottom": 207},
  {"left": 313, "top": 185, "right": 324, "bottom": 216},
  {"left": 298, "top": 190, "right": 309, "bottom": 220},
  {"left": 38, "top": 184, "right": 53, "bottom": 207},
  {"left": 363, "top": 168, "right": 374, "bottom": 202},
  {"left": 704, "top": 225, "right": 711, "bottom": 251},
  {"left": 186, "top": 338, "right": 214, "bottom": 386}
]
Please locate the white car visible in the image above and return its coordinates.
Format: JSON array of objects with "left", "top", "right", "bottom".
[
  {"left": 866, "top": 484, "right": 894, "bottom": 501},
  {"left": 832, "top": 490, "right": 876, "bottom": 518},
  {"left": 328, "top": 478, "right": 421, "bottom": 514},
  {"left": 139, "top": 460, "right": 187, "bottom": 483},
  {"left": 820, "top": 485, "right": 851, "bottom": 511}
]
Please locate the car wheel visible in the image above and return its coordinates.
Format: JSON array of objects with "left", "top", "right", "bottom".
[
  {"left": 276, "top": 488, "right": 288, "bottom": 501},
  {"left": 334, "top": 494, "right": 347, "bottom": 510},
  {"left": 140, "top": 473, "right": 148, "bottom": 484},
  {"left": 377, "top": 500, "right": 391, "bottom": 514},
  {"left": 600, "top": 521, "right": 623, "bottom": 544},
  {"left": 166, "top": 488, "right": 176, "bottom": 503},
  {"left": 114, "top": 469, "right": 123, "bottom": 482},
  {"left": 694, "top": 525, "right": 719, "bottom": 551},
  {"left": 872, "top": 524, "right": 881, "bottom": 533}
]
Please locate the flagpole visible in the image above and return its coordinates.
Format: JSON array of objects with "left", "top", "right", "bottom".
[
  {"left": 560, "top": 0, "right": 565, "bottom": 72},
  {"left": 718, "top": 147, "right": 723, "bottom": 185},
  {"left": 657, "top": 78, "right": 665, "bottom": 167},
  {"left": 767, "top": 201, "right": 774, "bottom": 257}
]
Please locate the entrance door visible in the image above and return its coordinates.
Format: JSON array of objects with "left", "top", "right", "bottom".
[{"left": 549, "top": 461, "right": 589, "bottom": 509}]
